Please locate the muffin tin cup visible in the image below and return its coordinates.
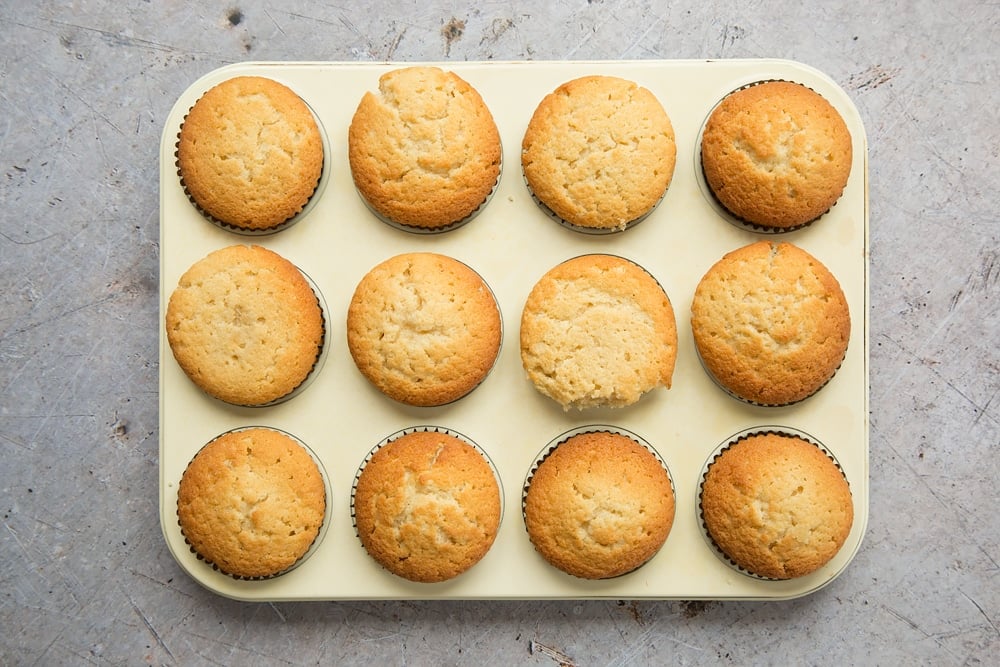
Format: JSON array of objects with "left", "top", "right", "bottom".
[
  {"left": 694, "top": 78, "right": 848, "bottom": 234},
  {"left": 697, "top": 426, "right": 852, "bottom": 581},
  {"left": 357, "top": 149, "right": 503, "bottom": 235},
  {"left": 175, "top": 426, "right": 333, "bottom": 581},
  {"left": 521, "top": 425, "right": 676, "bottom": 580},
  {"left": 160, "top": 59, "right": 868, "bottom": 601},
  {"left": 174, "top": 93, "right": 332, "bottom": 236}
]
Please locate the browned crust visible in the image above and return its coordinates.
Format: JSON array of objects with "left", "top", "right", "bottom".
[
  {"left": 346, "top": 252, "right": 502, "bottom": 407},
  {"left": 165, "top": 244, "right": 324, "bottom": 406},
  {"left": 690, "top": 241, "right": 850, "bottom": 406},
  {"left": 353, "top": 430, "right": 501, "bottom": 583},
  {"left": 700, "top": 81, "right": 852, "bottom": 229},
  {"left": 177, "top": 428, "right": 326, "bottom": 579},
  {"left": 700, "top": 432, "right": 854, "bottom": 579},
  {"left": 521, "top": 75, "right": 676, "bottom": 230},
  {"left": 524, "top": 431, "right": 675, "bottom": 579},
  {"left": 348, "top": 66, "right": 501, "bottom": 229},
  {"left": 177, "top": 76, "right": 324, "bottom": 231}
]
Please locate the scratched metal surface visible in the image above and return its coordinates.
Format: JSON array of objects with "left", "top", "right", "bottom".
[{"left": 0, "top": 1, "right": 996, "bottom": 664}]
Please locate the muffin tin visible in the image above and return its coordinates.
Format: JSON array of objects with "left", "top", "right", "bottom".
[{"left": 159, "top": 59, "right": 868, "bottom": 600}]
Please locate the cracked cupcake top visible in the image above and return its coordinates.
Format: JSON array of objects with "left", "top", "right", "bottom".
[
  {"left": 176, "top": 76, "right": 324, "bottom": 231},
  {"left": 521, "top": 75, "right": 676, "bottom": 230},
  {"left": 348, "top": 66, "right": 502, "bottom": 229},
  {"left": 177, "top": 428, "right": 326, "bottom": 579},
  {"left": 346, "top": 252, "right": 502, "bottom": 407},
  {"left": 352, "top": 430, "right": 502, "bottom": 583}
]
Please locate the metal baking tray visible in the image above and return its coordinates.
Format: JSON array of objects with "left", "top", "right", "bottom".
[{"left": 158, "top": 59, "right": 868, "bottom": 600}]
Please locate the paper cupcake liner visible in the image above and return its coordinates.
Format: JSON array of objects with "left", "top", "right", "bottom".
[
  {"left": 350, "top": 425, "right": 505, "bottom": 536},
  {"left": 230, "top": 266, "right": 329, "bottom": 408},
  {"left": 696, "top": 426, "right": 851, "bottom": 581},
  {"left": 522, "top": 171, "right": 665, "bottom": 235},
  {"left": 176, "top": 426, "right": 331, "bottom": 581},
  {"left": 692, "top": 340, "right": 847, "bottom": 408},
  {"left": 174, "top": 95, "right": 330, "bottom": 236},
  {"left": 521, "top": 425, "right": 675, "bottom": 579},
  {"left": 694, "top": 79, "right": 845, "bottom": 234},
  {"left": 358, "top": 148, "right": 503, "bottom": 235}
]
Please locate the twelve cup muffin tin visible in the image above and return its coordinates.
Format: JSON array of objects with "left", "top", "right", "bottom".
[{"left": 159, "top": 59, "right": 869, "bottom": 600}]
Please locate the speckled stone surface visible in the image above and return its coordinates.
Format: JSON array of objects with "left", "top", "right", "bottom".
[{"left": 1, "top": 2, "right": 996, "bottom": 664}]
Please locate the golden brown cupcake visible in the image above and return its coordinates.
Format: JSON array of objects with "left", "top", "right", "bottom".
[
  {"left": 177, "top": 428, "right": 327, "bottom": 579},
  {"left": 176, "top": 76, "right": 324, "bottom": 231},
  {"left": 352, "top": 429, "right": 502, "bottom": 583},
  {"left": 348, "top": 66, "right": 501, "bottom": 230},
  {"left": 690, "top": 241, "right": 850, "bottom": 406},
  {"left": 346, "top": 252, "right": 502, "bottom": 407},
  {"left": 520, "top": 254, "right": 677, "bottom": 410},
  {"left": 521, "top": 75, "right": 676, "bottom": 231},
  {"left": 700, "top": 80, "right": 852, "bottom": 230},
  {"left": 700, "top": 431, "right": 854, "bottom": 579},
  {"left": 524, "top": 430, "right": 675, "bottom": 579},
  {"left": 165, "top": 244, "right": 325, "bottom": 406}
]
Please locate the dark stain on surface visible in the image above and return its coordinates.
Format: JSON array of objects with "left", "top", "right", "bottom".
[
  {"left": 227, "top": 8, "right": 244, "bottom": 27},
  {"left": 442, "top": 17, "right": 465, "bottom": 56},
  {"left": 680, "top": 600, "right": 715, "bottom": 618},
  {"left": 846, "top": 64, "right": 899, "bottom": 91}
]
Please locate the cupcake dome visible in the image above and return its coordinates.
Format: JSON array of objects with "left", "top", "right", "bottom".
[
  {"left": 165, "top": 244, "right": 324, "bottom": 406},
  {"left": 352, "top": 429, "right": 502, "bottom": 583},
  {"left": 346, "top": 252, "right": 502, "bottom": 407},
  {"left": 177, "top": 428, "right": 326, "bottom": 579},
  {"left": 700, "top": 80, "right": 852, "bottom": 230},
  {"left": 176, "top": 76, "right": 324, "bottom": 231},
  {"left": 700, "top": 431, "right": 853, "bottom": 579},
  {"left": 522, "top": 75, "right": 676, "bottom": 231},
  {"left": 524, "top": 430, "right": 675, "bottom": 579},
  {"left": 348, "top": 66, "right": 501, "bottom": 230},
  {"left": 690, "top": 240, "right": 850, "bottom": 406}
]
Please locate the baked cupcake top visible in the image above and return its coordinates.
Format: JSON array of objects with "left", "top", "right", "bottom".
[
  {"left": 700, "top": 80, "right": 852, "bottom": 229},
  {"left": 348, "top": 66, "right": 502, "bottom": 230},
  {"left": 352, "top": 430, "right": 502, "bottom": 583},
  {"left": 520, "top": 254, "right": 677, "bottom": 410},
  {"left": 346, "top": 252, "right": 501, "bottom": 407},
  {"left": 700, "top": 432, "right": 854, "bottom": 579},
  {"left": 165, "top": 244, "right": 324, "bottom": 406},
  {"left": 690, "top": 240, "right": 850, "bottom": 406},
  {"left": 176, "top": 76, "right": 324, "bottom": 231},
  {"left": 524, "top": 430, "right": 675, "bottom": 579},
  {"left": 177, "top": 428, "right": 326, "bottom": 579},
  {"left": 521, "top": 75, "right": 676, "bottom": 231}
]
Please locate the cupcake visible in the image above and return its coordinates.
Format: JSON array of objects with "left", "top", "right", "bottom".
[
  {"left": 346, "top": 252, "right": 502, "bottom": 407},
  {"left": 700, "top": 431, "right": 854, "bottom": 579},
  {"left": 519, "top": 254, "right": 677, "bottom": 410},
  {"left": 690, "top": 241, "right": 850, "bottom": 406},
  {"left": 521, "top": 75, "right": 676, "bottom": 231},
  {"left": 177, "top": 427, "right": 327, "bottom": 579},
  {"left": 352, "top": 429, "right": 502, "bottom": 583},
  {"left": 348, "top": 66, "right": 502, "bottom": 231},
  {"left": 165, "top": 244, "right": 325, "bottom": 406},
  {"left": 176, "top": 76, "right": 325, "bottom": 232},
  {"left": 523, "top": 429, "right": 675, "bottom": 579},
  {"left": 700, "top": 80, "right": 852, "bottom": 230}
]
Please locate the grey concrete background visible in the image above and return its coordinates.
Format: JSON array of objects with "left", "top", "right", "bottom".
[{"left": 1, "top": 0, "right": 996, "bottom": 664}]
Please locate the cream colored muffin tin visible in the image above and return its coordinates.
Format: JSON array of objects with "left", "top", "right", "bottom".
[{"left": 159, "top": 59, "right": 868, "bottom": 600}]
